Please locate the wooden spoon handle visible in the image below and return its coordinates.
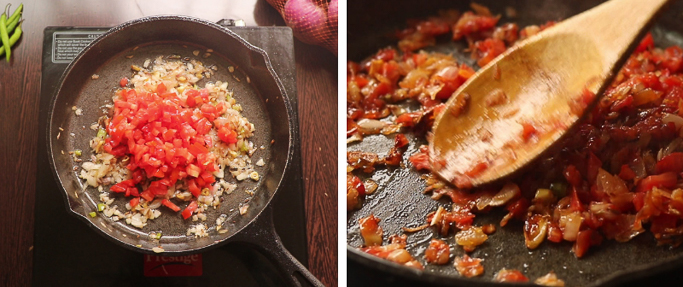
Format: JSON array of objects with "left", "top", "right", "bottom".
[{"left": 549, "top": 0, "right": 673, "bottom": 75}]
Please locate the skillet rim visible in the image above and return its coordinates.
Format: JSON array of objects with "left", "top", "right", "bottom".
[{"left": 46, "top": 15, "right": 295, "bottom": 255}]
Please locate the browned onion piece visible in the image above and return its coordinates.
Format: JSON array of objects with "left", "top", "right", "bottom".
[
  {"left": 359, "top": 214, "right": 383, "bottom": 246},
  {"left": 534, "top": 271, "right": 565, "bottom": 287},
  {"left": 559, "top": 211, "right": 582, "bottom": 242},
  {"left": 455, "top": 226, "right": 488, "bottom": 252},
  {"left": 524, "top": 214, "right": 549, "bottom": 249},
  {"left": 364, "top": 179, "right": 379, "bottom": 194},
  {"left": 490, "top": 182, "right": 521, "bottom": 206},
  {"left": 454, "top": 254, "right": 484, "bottom": 277},
  {"left": 402, "top": 224, "right": 429, "bottom": 233},
  {"left": 424, "top": 238, "right": 450, "bottom": 265}
]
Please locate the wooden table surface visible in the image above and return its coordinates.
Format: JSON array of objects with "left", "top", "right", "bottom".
[{"left": 0, "top": 0, "right": 337, "bottom": 286}]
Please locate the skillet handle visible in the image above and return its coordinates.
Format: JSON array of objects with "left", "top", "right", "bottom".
[{"left": 231, "top": 207, "right": 325, "bottom": 287}]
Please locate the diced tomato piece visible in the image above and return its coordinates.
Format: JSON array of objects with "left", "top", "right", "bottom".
[
  {"left": 569, "top": 186, "right": 585, "bottom": 212},
  {"left": 521, "top": 122, "right": 537, "bottom": 142},
  {"left": 200, "top": 104, "right": 218, "bottom": 121},
  {"left": 636, "top": 172, "right": 678, "bottom": 193},
  {"left": 409, "top": 145, "right": 431, "bottom": 171},
  {"left": 130, "top": 197, "right": 140, "bottom": 208},
  {"left": 188, "top": 142, "right": 208, "bottom": 156},
  {"left": 187, "top": 164, "right": 201, "bottom": 178},
  {"left": 200, "top": 171, "right": 215, "bottom": 184},
  {"left": 618, "top": 164, "right": 636, "bottom": 181},
  {"left": 120, "top": 77, "right": 128, "bottom": 87},
  {"left": 464, "top": 161, "right": 488, "bottom": 177},
  {"left": 636, "top": 33, "right": 654, "bottom": 53},
  {"left": 162, "top": 199, "right": 181, "bottom": 212},
  {"left": 140, "top": 190, "right": 155, "bottom": 202},
  {"left": 110, "top": 183, "right": 127, "bottom": 193},
  {"left": 181, "top": 201, "right": 198, "bottom": 219},
  {"left": 218, "top": 126, "right": 238, "bottom": 144},
  {"left": 564, "top": 165, "right": 583, "bottom": 187},
  {"left": 573, "top": 229, "right": 602, "bottom": 258},
  {"left": 395, "top": 112, "right": 420, "bottom": 127},
  {"left": 506, "top": 197, "right": 530, "bottom": 221},
  {"left": 633, "top": 192, "right": 646, "bottom": 211},
  {"left": 656, "top": 152, "right": 683, "bottom": 174},
  {"left": 187, "top": 178, "right": 201, "bottom": 197},
  {"left": 586, "top": 152, "right": 602, "bottom": 184},
  {"left": 156, "top": 83, "right": 167, "bottom": 94},
  {"left": 127, "top": 187, "right": 139, "bottom": 197},
  {"left": 186, "top": 94, "right": 197, "bottom": 107},
  {"left": 494, "top": 269, "right": 528, "bottom": 283}
]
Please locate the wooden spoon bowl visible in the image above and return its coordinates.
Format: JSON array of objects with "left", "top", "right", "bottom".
[{"left": 429, "top": 0, "right": 674, "bottom": 188}]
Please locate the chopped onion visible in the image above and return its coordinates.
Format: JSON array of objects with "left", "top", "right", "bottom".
[
  {"left": 455, "top": 226, "right": 488, "bottom": 252},
  {"left": 475, "top": 193, "right": 492, "bottom": 210},
  {"left": 663, "top": 113, "right": 683, "bottom": 131},
  {"left": 560, "top": 211, "right": 582, "bottom": 241},
  {"left": 387, "top": 104, "right": 407, "bottom": 116},
  {"left": 662, "top": 137, "right": 683, "bottom": 159},
  {"left": 364, "top": 179, "right": 378, "bottom": 194},
  {"left": 534, "top": 271, "right": 565, "bottom": 287},
  {"left": 359, "top": 214, "right": 383, "bottom": 246},
  {"left": 490, "top": 182, "right": 521, "bottom": 206},
  {"left": 356, "top": 118, "right": 387, "bottom": 134},
  {"left": 524, "top": 214, "right": 549, "bottom": 249},
  {"left": 430, "top": 206, "right": 445, "bottom": 226},
  {"left": 148, "top": 199, "right": 163, "bottom": 209},
  {"left": 386, "top": 249, "right": 412, "bottom": 264},
  {"left": 402, "top": 224, "right": 429, "bottom": 233}
]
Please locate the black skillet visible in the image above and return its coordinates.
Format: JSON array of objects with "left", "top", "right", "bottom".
[
  {"left": 348, "top": 0, "right": 683, "bottom": 286},
  {"left": 47, "top": 16, "right": 322, "bottom": 287}
]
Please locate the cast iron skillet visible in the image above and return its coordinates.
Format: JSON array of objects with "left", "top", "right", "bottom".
[
  {"left": 47, "top": 16, "right": 321, "bottom": 287},
  {"left": 348, "top": 0, "right": 683, "bottom": 286}
]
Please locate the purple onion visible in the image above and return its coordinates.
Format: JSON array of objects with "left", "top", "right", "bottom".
[{"left": 283, "top": 0, "right": 329, "bottom": 44}]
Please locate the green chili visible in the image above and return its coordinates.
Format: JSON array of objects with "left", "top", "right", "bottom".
[
  {"left": 0, "top": 23, "right": 21, "bottom": 57},
  {"left": 7, "top": 4, "right": 22, "bottom": 25},
  {"left": 5, "top": 14, "right": 19, "bottom": 33},
  {"left": 89, "top": 212, "right": 97, "bottom": 218},
  {"left": 0, "top": 6, "right": 10, "bottom": 61},
  {"left": 97, "top": 203, "right": 106, "bottom": 212}
]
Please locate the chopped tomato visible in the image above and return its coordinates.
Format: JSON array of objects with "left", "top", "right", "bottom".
[
  {"left": 618, "top": 164, "right": 636, "bottom": 181},
  {"left": 218, "top": 126, "right": 238, "bottom": 144},
  {"left": 494, "top": 269, "right": 528, "bottom": 283},
  {"left": 102, "top": 81, "right": 237, "bottom": 215},
  {"left": 181, "top": 201, "right": 198, "bottom": 219},
  {"left": 187, "top": 178, "right": 201, "bottom": 197},
  {"left": 130, "top": 197, "right": 140, "bottom": 208},
  {"left": 573, "top": 229, "right": 602, "bottom": 258},
  {"left": 636, "top": 33, "right": 654, "bottom": 53},
  {"left": 140, "top": 190, "right": 154, "bottom": 202},
  {"left": 162, "top": 199, "right": 181, "bottom": 212},
  {"left": 656, "top": 152, "right": 683, "bottom": 174},
  {"left": 408, "top": 145, "right": 431, "bottom": 171},
  {"left": 636, "top": 172, "right": 678, "bottom": 193}
]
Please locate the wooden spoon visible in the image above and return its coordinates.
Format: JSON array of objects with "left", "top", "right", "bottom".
[{"left": 429, "top": 0, "right": 674, "bottom": 189}]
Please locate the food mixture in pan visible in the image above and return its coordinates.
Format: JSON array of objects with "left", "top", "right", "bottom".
[
  {"left": 347, "top": 3, "right": 683, "bottom": 284},
  {"left": 78, "top": 54, "right": 260, "bottom": 238}
]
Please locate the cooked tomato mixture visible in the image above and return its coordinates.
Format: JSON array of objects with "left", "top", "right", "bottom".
[
  {"left": 348, "top": 3, "right": 683, "bottom": 281},
  {"left": 81, "top": 56, "right": 259, "bottom": 236}
]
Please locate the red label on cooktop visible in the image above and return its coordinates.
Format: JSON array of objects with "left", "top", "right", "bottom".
[{"left": 144, "top": 254, "right": 203, "bottom": 277}]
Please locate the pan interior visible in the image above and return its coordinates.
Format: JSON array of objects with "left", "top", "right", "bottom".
[
  {"left": 49, "top": 17, "right": 291, "bottom": 254},
  {"left": 347, "top": 0, "right": 683, "bottom": 286}
]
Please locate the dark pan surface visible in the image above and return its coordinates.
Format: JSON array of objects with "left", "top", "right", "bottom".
[
  {"left": 347, "top": 0, "right": 683, "bottom": 286},
  {"left": 48, "top": 16, "right": 293, "bottom": 254}
]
